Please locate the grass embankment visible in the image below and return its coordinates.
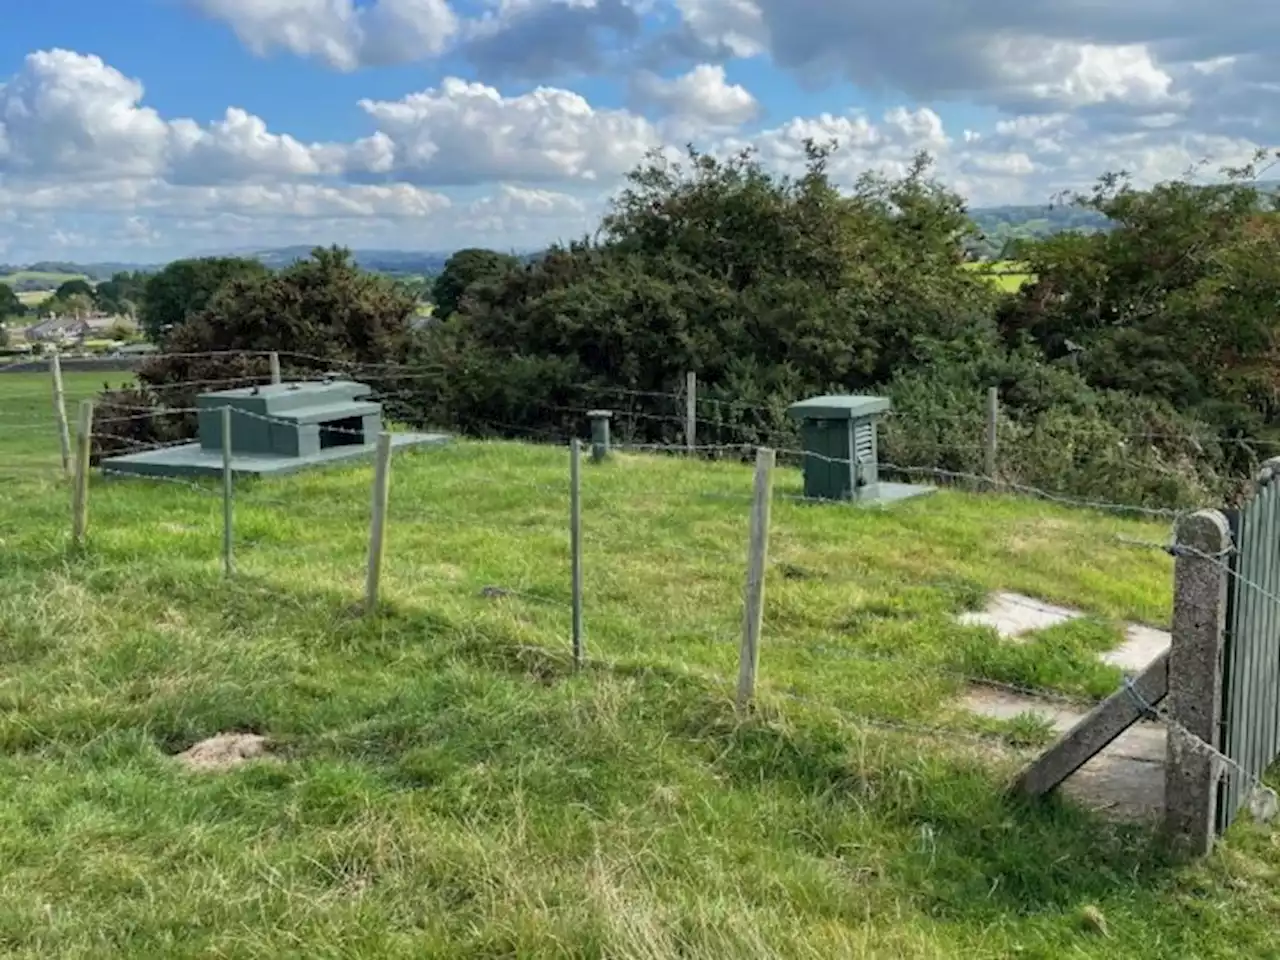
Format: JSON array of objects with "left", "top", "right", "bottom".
[{"left": 0, "top": 372, "right": 1277, "bottom": 957}]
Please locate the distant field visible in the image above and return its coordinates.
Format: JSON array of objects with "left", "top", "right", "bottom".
[
  {"left": 1, "top": 269, "right": 91, "bottom": 310},
  {"left": 0, "top": 269, "right": 88, "bottom": 287},
  {"left": 964, "top": 260, "right": 1036, "bottom": 293}
]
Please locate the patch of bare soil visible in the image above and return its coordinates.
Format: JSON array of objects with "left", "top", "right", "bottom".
[{"left": 175, "top": 733, "right": 269, "bottom": 772}]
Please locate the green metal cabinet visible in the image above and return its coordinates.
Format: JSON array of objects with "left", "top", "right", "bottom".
[
  {"left": 196, "top": 381, "right": 380, "bottom": 457},
  {"left": 786, "top": 395, "right": 890, "bottom": 501}
]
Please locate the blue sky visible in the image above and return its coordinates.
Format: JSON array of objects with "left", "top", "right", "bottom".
[{"left": 0, "top": 0, "right": 1274, "bottom": 262}]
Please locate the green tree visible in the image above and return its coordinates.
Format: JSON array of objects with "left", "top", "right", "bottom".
[
  {"left": 412, "top": 145, "right": 998, "bottom": 439},
  {"left": 54, "top": 278, "right": 94, "bottom": 301},
  {"left": 1001, "top": 154, "right": 1280, "bottom": 437},
  {"left": 95, "top": 271, "right": 148, "bottom": 316},
  {"left": 0, "top": 283, "right": 22, "bottom": 318},
  {"left": 430, "top": 248, "right": 520, "bottom": 319},
  {"left": 139, "top": 257, "right": 268, "bottom": 341},
  {"left": 43, "top": 292, "right": 95, "bottom": 317}
]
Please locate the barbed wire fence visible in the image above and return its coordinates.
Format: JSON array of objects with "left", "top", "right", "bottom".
[{"left": 5, "top": 350, "right": 1279, "bottom": 850}]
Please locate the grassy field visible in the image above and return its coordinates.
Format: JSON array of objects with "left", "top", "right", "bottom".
[
  {"left": 0, "top": 372, "right": 1278, "bottom": 957},
  {"left": 16, "top": 290, "right": 50, "bottom": 307},
  {"left": 1, "top": 269, "right": 87, "bottom": 287},
  {"left": 0, "top": 270, "right": 90, "bottom": 308},
  {"left": 964, "top": 260, "right": 1036, "bottom": 293}
]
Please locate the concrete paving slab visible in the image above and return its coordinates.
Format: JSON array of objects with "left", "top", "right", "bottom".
[
  {"left": 1102, "top": 624, "right": 1171, "bottom": 673},
  {"left": 963, "top": 687, "right": 1165, "bottom": 821},
  {"left": 957, "top": 592, "right": 1081, "bottom": 639},
  {"left": 101, "top": 432, "right": 447, "bottom": 478}
]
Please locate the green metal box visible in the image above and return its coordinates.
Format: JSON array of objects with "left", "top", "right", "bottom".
[
  {"left": 101, "top": 378, "right": 448, "bottom": 478},
  {"left": 787, "top": 395, "right": 890, "bottom": 501},
  {"left": 196, "top": 381, "right": 381, "bottom": 457}
]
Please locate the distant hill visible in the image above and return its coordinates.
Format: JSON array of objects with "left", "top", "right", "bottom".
[
  {"left": 0, "top": 261, "right": 154, "bottom": 282},
  {"left": 966, "top": 178, "right": 1280, "bottom": 259},
  {"left": 966, "top": 204, "right": 1111, "bottom": 260},
  {"left": 236, "top": 247, "right": 455, "bottom": 275}
]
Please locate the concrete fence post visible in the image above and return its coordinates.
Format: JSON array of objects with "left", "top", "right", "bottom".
[
  {"left": 1164, "top": 508, "right": 1232, "bottom": 858},
  {"left": 588, "top": 410, "right": 612, "bottom": 463}
]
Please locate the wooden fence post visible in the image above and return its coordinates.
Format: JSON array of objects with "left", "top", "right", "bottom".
[
  {"left": 269, "top": 351, "right": 282, "bottom": 385},
  {"left": 364, "top": 433, "right": 394, "bottom": 617},
  {"left": 221, "top": 406, "right": 234, "bottom": 578},
  {"left": 570, "top": 438, "right": 584, "bottom": 668},
  {"left": 737, "top": 447, "right": 776, "bottom": 715},
  {"left": 685, "top": 371, "right": 697, "bottom": 456},
  {"left": 71, "top": 400, "right": 94, "bottom": 548},
  {"left": 985, "top": 386, "right": 999, "bottom": 480},
  {"left": 51, "top": 352, "right": 73, "bottom": 477},
  {"left": 1164, "top": 509, "right": 1232, "bottom": 858}
]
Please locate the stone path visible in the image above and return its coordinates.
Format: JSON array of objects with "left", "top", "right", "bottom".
[{"left": 957, "top": 592, "right": 1170, "bottom": 820}]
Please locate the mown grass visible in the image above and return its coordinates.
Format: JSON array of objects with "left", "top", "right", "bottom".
[{"left": 1, "top": 371, "right": 1279, "bottom": 957}]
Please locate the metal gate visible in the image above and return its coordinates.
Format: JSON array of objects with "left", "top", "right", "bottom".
[{"left": 1220, "top": 473, "right": 1280, "bottom": 830}]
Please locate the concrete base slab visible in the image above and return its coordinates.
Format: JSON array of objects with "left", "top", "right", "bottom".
[
  {"left": 102, "top": 432, "right": 448, "bottom": 478},
  {"left": 855, "top": 481, "right": 936, "bottom": 505},
  {"left": 957, "top": 592, "right": 1080, "bottom": 639},
  {"left": 1102, "top": 624, "right": 1171, "bottom": 673},
  {"left": 964, "top": 687, "right": 1166, "bottom": 820}
]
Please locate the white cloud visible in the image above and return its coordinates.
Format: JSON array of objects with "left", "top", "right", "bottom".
[
  {"left": 355, "top": 78, "right": 661, "bottom": 184},
  {"left": 672, "top": 0, "right": 766, "bottom": 58},
  {"left": 985, "top": 40, "right": 1179, "bottom": 110},
  {"left": 459, "top": 183, "right": 597, "bottom": 236},
  {"left": 186, "top": 0, "right": 459, "bottom": 71},
  {"left": 460, "top": 0, "right": 644, "bottom": 80},
  {"left": 0, "top": 49, "right": 171, "bottom": 179},
  {"left": 633, "top": 64, "right": 759, "bottom": 132},
  {"left": 1, "top": 32, "right": 1277, "bottom": 263},
  {"left": 169, "top": 109, "right": 324, "bottom": 184}
]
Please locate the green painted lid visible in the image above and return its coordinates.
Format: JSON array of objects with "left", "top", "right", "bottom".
[
  {"left": 198, "top": 380, "right": 371, "bottom": 414},
  {"left": 787, "top": 395, "right": 890, "bottom": 421}
]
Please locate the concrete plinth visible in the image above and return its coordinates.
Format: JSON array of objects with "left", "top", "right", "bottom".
[{"left": 102, "top": 432, "right": 447, "bottom": 478}]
